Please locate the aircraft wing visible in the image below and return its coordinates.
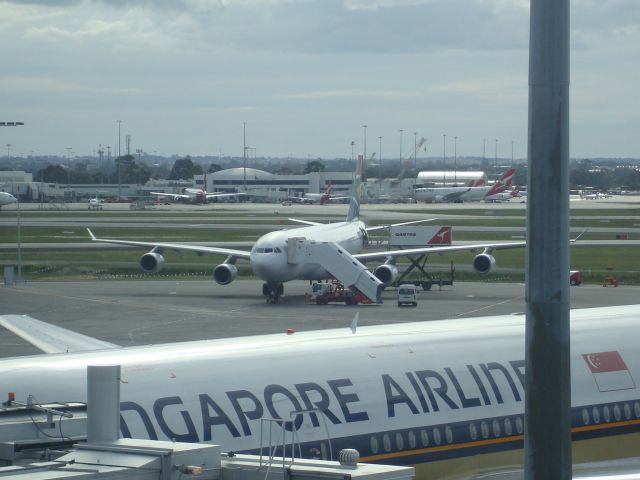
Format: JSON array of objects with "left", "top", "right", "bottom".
[
  {"left": 87, "top": 228, "right": 252, "bottom": 259},
  {"left": 440, "top": 189, "right": 470, "bottom": 203},
  {"left": 354, "top": 240, "right": 526, "bottom": 261},
  {"left": 205, "top": 192, "right": 248, "bottom": 199},
  {"left": 365, "top": 218, "right": 437, "bottom": 232},
  {"left": 287, "top": 218, "right": 323, "bottom": 226},
  {"left": 149, "top": 191, "right": 191, "bottom": 200},
  {"left": 0, "top": 314, "right": 119, "bottom": 354}
]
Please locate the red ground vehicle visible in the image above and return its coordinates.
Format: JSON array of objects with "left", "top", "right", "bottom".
[
  {"left": 570, "top": 270, "right": 583, "bottom": 286},
  {"left": 311, "top": 281, "right": 371, "bottom": 305}
]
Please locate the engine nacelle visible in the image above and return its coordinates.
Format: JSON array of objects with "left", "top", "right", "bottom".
[
  {"left": 473, "top": 253, "right": 496, "bottom": 275},
  {"left": 213, "top": 263, "right": 238, "bottom": 285},
  {"left": 373, "top": 264, "right": 399, "bottom": 285},
  {"left": 140, "top": 252, "right": 165, "bottom": 274}
]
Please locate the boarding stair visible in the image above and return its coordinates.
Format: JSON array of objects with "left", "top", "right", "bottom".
[{"left": 287, "top": 237, "right": 383, "bottom": 303}]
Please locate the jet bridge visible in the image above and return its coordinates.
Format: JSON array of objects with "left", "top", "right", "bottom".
[{"left": 287, "top": 237, "right": 383, "bottom": 303}]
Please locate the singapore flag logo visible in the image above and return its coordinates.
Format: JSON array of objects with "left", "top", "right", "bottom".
[{"left": 582, "top": 351, "right": 636, "bottom": 392}]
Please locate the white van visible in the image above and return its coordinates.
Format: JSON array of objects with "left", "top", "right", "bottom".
[{"left": 397, "top": 284, "right": 418, "bottom": 307}]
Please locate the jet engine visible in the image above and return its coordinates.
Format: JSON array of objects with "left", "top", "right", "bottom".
[
  {"left": 373, "top": 264, "right": 399, "bottom": 286},
  {"left": 213, "top": 263, "right": 238, "bottom": 285},
  {"left": 473, "top": 253, "right": 496, "bottom": 275},
  {"left": 140, "top": 252, "right": 165, "bottom": 274}
]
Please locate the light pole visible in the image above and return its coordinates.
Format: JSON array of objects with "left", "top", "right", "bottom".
[
  {"left": 442, "top": 134, "right": 447, "bottom": 186},
  {"left": 454, "top": 136, "right": 458, "bottom": 185},
  {"left": 511, "top": 140, "right": 514, "bottom": 164},
  {"left": 483, "top": 138, "right": 486, "bottom": 169},
  {"left": 494, "top": 138, "right": 498, "bottom": 169},
  {"left": 378, "top": 136, "right": 382, "bottom": 193},
  {"left": 243, "top": 121, "right": 247, "bottom": 192},
  {"left": 350, "top": 141, "right": 355, "bottom": 162},
  {"left": 117, "top": 120, "right": 122, "bottom": 200},
  {"left": 399, "top": 129, "right": 404, "bottom": 169},
  {"left": 362, "top": 125, "right": 367, "bottom": 161}
]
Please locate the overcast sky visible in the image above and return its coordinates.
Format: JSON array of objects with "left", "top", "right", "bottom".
[{"left": 1, "top": 0, "right": 638, "bottom": 161}]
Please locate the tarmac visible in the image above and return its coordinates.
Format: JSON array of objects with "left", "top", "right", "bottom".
[{"left": 1, "top": 278, "right": 638, "bottom": 359}]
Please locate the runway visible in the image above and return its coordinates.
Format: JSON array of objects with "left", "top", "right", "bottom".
[{"left": 1, "top": 279, "right": 638, "bottom": 359}]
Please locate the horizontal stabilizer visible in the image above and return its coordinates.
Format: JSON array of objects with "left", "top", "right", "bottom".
[{"left": 0, "top": 314, "right": 119, "bottom": 354}]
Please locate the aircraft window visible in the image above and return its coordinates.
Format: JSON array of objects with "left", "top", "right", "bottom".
[
  {"left": 635, "top": 401, "right": 640, "bottom": 418},
  {"left": 370, "top": 436, "right": 379, "bottom": 454},
  {"left": 504, "top": 418, "right": 513, "bottom": 436},
  {"left": 492, "top": 420, "right": 501, "bottom": 438},
  {"left": 581, "top": 408, "right": 589, "bottom": 425},
  {"left": 445, "top": 426, "right": 453, "bottom": 444},
  {"left": 256, "top": 248, "right": 264, "bottom": 253},
  {"left": 614, "top": 404, "right": 622, "bottom": 422},
  {"left": 480, "top": 421, "right": 489, "bottom": 439},
  {"left": 407, "top": 431, "right": 416, "bottom": 449},
  {"left": 420, "top": 429, "right": 429, "bottom": 447},
  {"left": 469, "top": 423, "right": 478, "bottom": 441},
  {"left": 624, "top": 403, "right": 632, "bottom": 420},
  {"left": 264, "top": 248, "right": 273, "bottom": 253},
  {"left": 433, "top": 427, "right": 442, "bottom": 445},
  {"left": 592, "top": 407, "right": 601, "bottom": 424},
  {"left": 274, "top": 247, "right": 282, "bottom": 253},
  {"left": 382, "top": 434, "right": 391, "bottom": 452},
  {"left": 603, "top": 405, "right": 611, "bottom": 423},
  {"left": 395, "top": 433, "right": 404, "bottom": 451},
  {"left": 515, "top": 416, "right": 524, "bottom": 435}
]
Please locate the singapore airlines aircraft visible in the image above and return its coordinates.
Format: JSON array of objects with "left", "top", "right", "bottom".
[
  {"left": 414, "top": 168, "right": 516, "bottom": 203},
  {"left": 1, "top": 305, "right": 639, "bottom": 479},
  {"left": 88, "top": 157, "right": 525, "bottom": 302},
  {"left": 0, "top": 191, "right": 17, "bottom": 209}
]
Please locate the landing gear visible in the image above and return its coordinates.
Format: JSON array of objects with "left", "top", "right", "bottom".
[{"left": 263, "top": 282, "right": 284, "bottom": 304}]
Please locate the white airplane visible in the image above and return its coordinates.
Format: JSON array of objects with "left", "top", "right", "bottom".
[
  {"left": 414, "top": 168, "right": 516, "bottom": 203},
  {"left": 290, "top": 182, "right": 350, "bottom": 205},
  {"left": 0, "top": 192, "right": 17, "bottom": 209},
  {"left": 150, "top": 174, "right": 247, "bottom": 204},
  {"left": 87, "top": 196, "right": 104, "bottom": 210},
  {"left": 87, "top": 156, "right": 526, "bottom": 303},
  {"left": 1, "top": 304, "right": 639, "bottom": 478}
]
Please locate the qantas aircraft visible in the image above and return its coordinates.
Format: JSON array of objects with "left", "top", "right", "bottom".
[
  {"left": 0, "top": 191, "right": 17, "bottom": 209},
  {"left": 1, "top": 304, "right": 639, "bottom": 479},
  {"left": 150, "top": 174, "right": 247, "bottom": 204},
  {"left": 289, "top": 182, "right": 350, "bottom": 205},
  {"left": 88, "top": 157, "right": 525, "bottom": 303},
  {"left": 414, "top": 168, "right": 516, "bottom": 203}
]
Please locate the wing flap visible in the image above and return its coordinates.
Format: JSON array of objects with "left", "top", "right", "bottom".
[{"left": 0, "top": 314, "right": 120, "bottom": 354}]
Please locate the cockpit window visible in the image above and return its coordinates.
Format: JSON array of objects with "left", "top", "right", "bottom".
[
  {"left": 255, "top": 247, "right": 264, "bottom": 253},
  {"left": 274, "top": 247, "right": 282, "bottom": 253},
  {"left": 264, "top": 248, "right": 273, "bottom": 253}
]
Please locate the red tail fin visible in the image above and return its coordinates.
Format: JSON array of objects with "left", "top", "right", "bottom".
[{"left": 427, "top": 226, "right": 452, "bottom": 245}]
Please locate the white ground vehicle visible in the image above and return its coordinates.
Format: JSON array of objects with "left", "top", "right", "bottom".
[{"left": 397, "top": 283, "right": 419, "bottom": 307}]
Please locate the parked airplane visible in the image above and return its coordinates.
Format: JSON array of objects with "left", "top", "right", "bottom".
[
  {"left": 290, "top": 182, "right": 350, "bottom": 205},
  {"left": 0, "top": 192, "right": 17, "bottom": 209},
  {"left": 87, "top": 196, "right": 104, "bottom": 210},
  {"left": 414, "top": 168, "right": 516, "bottom": 203},
  {"left": 150, "top": 174, "right": 247, "bottom": 204},
  {"left": 1, "top": 304, "right": 639, "bottom": 479},
  {"left": 88, "top": 157, "right": 525, "bottom": 303}
]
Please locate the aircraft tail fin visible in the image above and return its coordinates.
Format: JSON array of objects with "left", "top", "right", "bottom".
[
  {"left": 346, "top": 154, "right": 364, "bottom": 222},
  {"left": 485, "top": 167, "right": 517, "bottom": 197}
]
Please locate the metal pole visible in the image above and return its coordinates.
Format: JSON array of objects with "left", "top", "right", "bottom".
[
  {"left": 442, "top": 134, "right": 446, "bottom": 186},
  {"left": 399, "top": 129, "right": 403, "bottom": 169},
  {"left": 454, "top": 136, "right": 458, "bottom": 185},
  {"left": 17, "top": 200, "right": 22, "bottom": 283},
  {"left": 243, "top": 121, "right": 247, "bottom": 192},
  {"left": 363, "top": 125, "right": 367, "bottom": 161},
  {"left": 117, "top": 120, "right": 122, "bottom": 200},
  {"left": 525, "top": 0, "right": 571, "bottom": 477},
  {"left": 494, "top": 138, "right": 498, "bottom": 169},
  {"left": 378, "top": 136, "right": 382, "bottom": 194}
]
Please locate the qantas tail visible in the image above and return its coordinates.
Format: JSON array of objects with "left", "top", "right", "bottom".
[
  {"left": 427, "top": 226, "right": 452, "bottom": 245},
  {"left": 320, "top": 181, "right": 333, "bottom": 205},
  {"left": 485, "top": 167, "right": 516, "bottom": 197},
  {"left": 346, "top": 155, "right": 364, "bottom": 222}
]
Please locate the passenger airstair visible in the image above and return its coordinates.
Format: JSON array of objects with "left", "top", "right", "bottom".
[{"left": 287, "top": 238, "right": 383, "bottom": 303}]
